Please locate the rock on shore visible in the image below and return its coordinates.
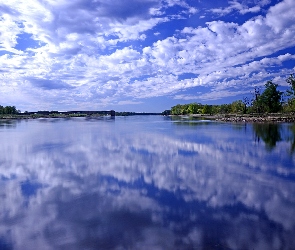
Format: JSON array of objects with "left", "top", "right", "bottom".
[{"left": 215, "top": 115, "right": 295, "bottom": 123}]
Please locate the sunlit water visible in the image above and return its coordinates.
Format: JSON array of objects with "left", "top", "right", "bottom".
[{"left": 0, "top": 116, "right": 295, "bottom": 250}]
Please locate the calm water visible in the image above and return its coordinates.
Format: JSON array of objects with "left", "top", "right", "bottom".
[{"left": 0, "top": 116, "right": 295, "bottom": 250}]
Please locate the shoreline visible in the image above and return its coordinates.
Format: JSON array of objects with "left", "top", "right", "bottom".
[
  {"left": 0, "top": 114, "right": 105, "bottom": 120},
  {"left": 171, "top": 114, "right": 295, "bottom": 123},
  {"left": 1, "top": 113, "right": 295, "bottom": 123}
]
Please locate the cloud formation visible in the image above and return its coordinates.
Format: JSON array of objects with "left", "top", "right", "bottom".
[{"left": 0, "top": 0, "right": 294, "bottom": 111}]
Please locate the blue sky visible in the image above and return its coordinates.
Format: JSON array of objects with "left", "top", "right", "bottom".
[{"left": 0, "top": 0, "right": 295, "bottom": 112}]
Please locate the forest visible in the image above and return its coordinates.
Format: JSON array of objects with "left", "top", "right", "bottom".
[
  {"left": 169, "top": 74, "right": 295, "bottom": 115},
  {"left": 0, "top": 105, "right": 19, "bottom": 115}
]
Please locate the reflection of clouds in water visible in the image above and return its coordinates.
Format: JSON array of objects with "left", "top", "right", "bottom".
[{"left": 0, "top": 118, "right": 295, "bottom": 249}]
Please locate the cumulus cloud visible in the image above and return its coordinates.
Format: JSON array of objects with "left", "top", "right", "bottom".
[
  {"left": 265, "top": 0, "right": 295, "bottom": 33},
  {"left": 209, "top": 0, "right": 272, "bottom": 16},
  {"left": 118, "top": 100, "right": 143, "bottom": 105},
  {"left": 0, "top": 0, "right": 294, "bottom": 110},
  {"left": 174, "top": 89, "right": 250, "bottom": 101}
]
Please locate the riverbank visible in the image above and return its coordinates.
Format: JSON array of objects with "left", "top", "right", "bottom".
[
  {"left": 216, "top": 115, "right": 295, "bottom": 123},
  {"left": 173, "top": 114, "right": 295, "bottom": 123},
  {"left": 0, "top": 112, "right": 161, "bottom": 120},
  {"left": 2, "top": 113, "right": 295, "bottom": 123},
  {"left": 0, "top": 113, "right": 101, "bottom": 120}
]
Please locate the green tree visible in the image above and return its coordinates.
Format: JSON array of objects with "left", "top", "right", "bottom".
[
  {"left": 284, "top": 74, "right": 295, "bottom": 112},
  {"left": 250, "top": 87, "right": 262, "bottom": 113},
  {"left": 181, "top": 104, "right": 189, "bottom": 115},
  {"left": 1, "top": 106, "right": 18, "bottom": 114},
  {"left": 219, "top": 104, "right": 231, "bottom": 114},
  {"left": 230, "top": 100, "right": 244, "bottom": 114},
  {"left": 242, "top": 97, "right": 251, "bottom": 114},
  {"left": 171, "top": 104, "right": 182, "bottom": 115},
  {"left": 0, "top": 105, "right": 20, "bottom": 115},
  {"left": 202, "top": 104, "right": 212, "bottom": 115},
  {"left": 286, "top": 74, "right": 295, "bottom": 97},
  {"left": 259, "top": 81, "right": 282, "bottom": 113},
  {"left": 188, "top": 103, "right": 200, "bottom": 114},
  {"left": 211, "top": 105, "right": 220, "bottom": 114},
  {"left": 162, "top": 110, "right": 171, "bottom": 116}
]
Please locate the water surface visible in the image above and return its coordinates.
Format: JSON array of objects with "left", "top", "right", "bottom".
[{"left": 0, "top": 116, "right": 295, "bottom": 249}]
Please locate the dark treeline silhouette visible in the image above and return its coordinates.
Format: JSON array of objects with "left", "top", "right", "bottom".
[
  {"left": 0, "top": 105, "right": 18, "bottom": 115},
  {"left": 115, "top": 112, "right": 162, "bottom": 116},
  {"left": 170, "top": 74, "right": 295, "bottom": 115}
]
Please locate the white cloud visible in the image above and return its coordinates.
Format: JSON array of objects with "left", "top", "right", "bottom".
[
  {"left": 278, "top": 53, "right": 295, "bottom": 61},
  {"left": 209, "top": 0, "right": 265, "bottom": 16},
  {"left": 266, "top": 0, "right": 295, "bottom": 33},
  {"left": 0, "top": 0, "right": 294, "bottom": 110},
  {"left": 107, "top": 17, "right": 169, "bottom": 43},
  {"left": 101, "top": 47, "right": 141, "bottom": 64},
  {"left": 240, "top": 5, "right": 261, "bottom": 14},
  {"left": 174, "top": 89, "right": 250, "bottom": 101},
  {"left": 0, "top": 14, "right": 22, "bottom": 53},
  {"left": 188, "top": 7, "right": 198, "bottom": 14},
  {"left": 118, "top": 100, "right": 143, "bottom": 105}
]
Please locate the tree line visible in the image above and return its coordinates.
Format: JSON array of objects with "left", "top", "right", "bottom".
[
  {"left": 0, "top": 105, "right": 19, "bottom": 115},
  {"left": 170, "top": 74, "right": 295, "bottom": 115}
]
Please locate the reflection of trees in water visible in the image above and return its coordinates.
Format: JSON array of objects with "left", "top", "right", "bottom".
[
  {"left": 254, "top": 123, "right": 295, "bottom": 153},
  {"left": 288, "top": 124, "right": 295, "bottom": 153},
  {"left": 170, "top": 116, "right": 215, "bottom": 127},
  {"left": 0, "top": 120, "right": 19, "bottom": 128},
  {"left": 253, "top": 123, "right": 282, "bottom": 151}
]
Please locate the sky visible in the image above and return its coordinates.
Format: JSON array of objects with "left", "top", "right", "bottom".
[{"left": 0, "top": 0, "right": 295, "bottom": 112}]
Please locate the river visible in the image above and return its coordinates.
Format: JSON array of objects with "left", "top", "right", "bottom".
[{"left": 0, "top": 116, "right": 295, "bottom": 249}]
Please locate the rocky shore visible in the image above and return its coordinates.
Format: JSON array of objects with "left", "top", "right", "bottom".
[
  {"left": 180, "top": 114, "right": 295, "bottom": 123},
  {"left": 215, "top": 114, "right": 295, "bottom": 123}
]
